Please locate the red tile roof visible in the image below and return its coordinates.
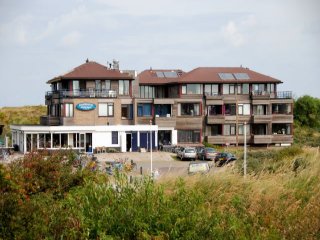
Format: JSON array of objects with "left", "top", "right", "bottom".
[
  {"left": 138, "top": 67, "right": 282, "bottom": 84},
  {"left": 47, "top": 61, "right": 133, "bottom": 83}
]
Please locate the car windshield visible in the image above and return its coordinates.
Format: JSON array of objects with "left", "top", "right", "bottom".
[
  {"left": 206, "top": 148, "right": 215, "bottom": 153},
  {"left": 185, "top": 149, "right": 195, "bottom": 153}
]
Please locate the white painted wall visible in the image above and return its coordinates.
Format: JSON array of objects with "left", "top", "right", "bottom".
[{"left": 172, "top": 130, "right": 178, "bottom": 145}]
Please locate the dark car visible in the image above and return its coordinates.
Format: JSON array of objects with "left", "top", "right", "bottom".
[
  {"left": 214, "top": 152, "right": 237, "bottom": 167},
  {"left": 197, "top": 147, "right": 218, "bottom": 160}
]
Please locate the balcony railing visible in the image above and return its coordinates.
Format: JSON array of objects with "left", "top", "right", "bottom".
[
  {"left": 251, "top": 91, "right": 292, "bottom": 99},
  {"left": 46, "top": 89, "right": 118, "bottom": 98}
]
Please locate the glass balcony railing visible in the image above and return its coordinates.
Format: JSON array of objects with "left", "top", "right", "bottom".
[{"left": 46, "top": 89, "right": 118, "bottom": 98}]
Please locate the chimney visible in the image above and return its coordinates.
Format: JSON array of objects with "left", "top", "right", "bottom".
[{"left": 113, "top": 59, "right": 119, "bottom": 70}]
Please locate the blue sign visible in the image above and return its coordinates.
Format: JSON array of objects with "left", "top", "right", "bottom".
[{"left": 76, "top": 103, "right": 96, "bottom": 111}]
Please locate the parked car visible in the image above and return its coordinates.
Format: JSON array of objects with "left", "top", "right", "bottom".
[
  {"left": 177, "top": 147, "right": 197, "bottom": 160},
  {"left": 188, "top": 162, "right": 210, "bottom": 175},
  {"left": 195, "top": 146, "right": 204, "bottom": 159},
  {"left": 197, "top": 147, "right": 218, "bottom": 160},
  {"left": 214, "top": 152, "right": 237, "bottom": 167}
]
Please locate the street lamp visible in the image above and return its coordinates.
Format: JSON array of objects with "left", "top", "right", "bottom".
[
  {"left": 244, "top": 121, "right": 247, "bottom": 177},
  {"left": 150, "top": 119, "right": 153, "bottom": 176}
]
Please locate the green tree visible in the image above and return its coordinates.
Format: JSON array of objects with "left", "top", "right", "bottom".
[{"left": 294, "top": 95, "right": 320, "bottom": 129}]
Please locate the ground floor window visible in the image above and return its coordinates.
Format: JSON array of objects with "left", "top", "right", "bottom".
[
  {"left": 211, "top": 124, "right": 222, "bottom": 135},
  {"left": 272, "top": 124, "right": 291, "bottom": 135},
  {"left": 178, "top": 130, "right": 200, "bottom": 143},
  {"left": 252, "top": 124, "right": 268, "bottom": 135},
  {"left": 112, "top": 131, "right": 118, "bottom": 144},
  {"left": 238, "top": 124, "right": 250, "bottom": 135},
  {"left": 223, "top": 124, "right": 236, "bottom": 136}
]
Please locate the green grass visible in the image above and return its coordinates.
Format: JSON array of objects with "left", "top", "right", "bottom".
[{"left": 1, "top": 147, "right": 320, "bottom": 239}]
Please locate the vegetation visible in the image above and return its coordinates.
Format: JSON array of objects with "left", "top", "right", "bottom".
[
  {"left": 1, "top": 147, "right": 320, "bottom": 239},
  {"left": 0, "top": 105, "right": 46, "bottom": 137}
]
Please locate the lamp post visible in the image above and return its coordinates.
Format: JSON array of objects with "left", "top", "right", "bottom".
[
  {"left": 150, "top": 119, "right": 153, "bottom": 176},
  {"left": 244, "top": 121, "right": 247, "bottom": 177}
]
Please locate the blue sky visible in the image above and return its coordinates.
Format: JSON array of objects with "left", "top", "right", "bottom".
[{"left": 0, "top": 0, "right": 319, "bottom": 107}]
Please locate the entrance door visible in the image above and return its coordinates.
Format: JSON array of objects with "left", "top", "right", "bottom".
[
  {"left": 85, "top": 133, "right": 92, "bottom": 152},
  {"left": 126, "top": 133, "right": 132, "bottom": 152}
]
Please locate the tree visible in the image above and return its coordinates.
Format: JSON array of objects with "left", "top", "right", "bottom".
[{"left": 294, "top": 95, "right": 320, "bottom": 129}]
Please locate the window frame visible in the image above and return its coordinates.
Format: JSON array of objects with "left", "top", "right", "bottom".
[{"left": 98, "top": 103, "right": 114, "bottom": 117}]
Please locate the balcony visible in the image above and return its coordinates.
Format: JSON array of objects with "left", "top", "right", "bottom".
[
  {"left": 272, "top": 114, "right": 294, "bottom": 123},
  {"left": 176, "top": 116, "right": 203, "bottom": 129},
  {"left": 272, "top": 134, "right": 293, "bottom": 144},
  {"left": 205, "top": 93, "right": 223, "bottom": 100},
  {"left": 40, "top": 116, "right": 60, "bottom": 126},
  {"left": 253, "top": 135, "right": 273, "bottom": 144},
  {"left": 253, "top": 115, "right": 272, "bottom": 123},
  {"left": 206, "top": 115, "right": 225, "bottom": 124},
  {"left": 46, "top": 89, "right": 118, "bottom": 99},
  {"left": 205, "top": 135, "right": 237, "bottom": 145},
  {"left": 251, "top": 91, "right": 292, "bottom": 100},
  {"left": 154, "top": 115, "right": 176, "bottom": 128}
]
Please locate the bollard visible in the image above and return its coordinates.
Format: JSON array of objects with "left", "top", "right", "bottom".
[
  {"left": 130, "top": 175, "right": 133, "bottom": 183},
  {"left": 140, "top": 166, "right": 143, "bottom": 175}
]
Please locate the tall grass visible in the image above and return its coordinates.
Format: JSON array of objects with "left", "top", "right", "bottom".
[{"left": 1, "top": 148, "right": 320, "bottom": 239}]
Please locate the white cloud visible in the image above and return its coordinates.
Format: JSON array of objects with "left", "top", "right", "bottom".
[
  {"left": 60, "top": 31, "right": 81, "bottom": 46},
  {"left": 221, "top": 15, "right": 257, "bottom": 47}
]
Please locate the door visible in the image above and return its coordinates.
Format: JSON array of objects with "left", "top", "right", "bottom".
[{"left": 126, "top": 133, "right": 132, "bottom": 152}]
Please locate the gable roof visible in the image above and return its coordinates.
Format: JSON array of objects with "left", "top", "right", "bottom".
[
  {"left": 138, "top": 67, "right": 282, "bottom": 84},
  {"left": 47, "top": 61, "right": 134, "bottom": 83}
]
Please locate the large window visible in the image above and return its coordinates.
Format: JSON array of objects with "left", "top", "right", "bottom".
[
  {"left": 155, "top": 104, "right": 171, "bottom": 117},
  {"left": 207, "top": 105, "right": 222, "bottom": 116},
  {"left": 225, "top": 104, "right": 236, "bottom": 115},
  {"left": 272, "top": 124, "right": 291, "bottom": 135},
  {"left": 224, "top": 124, "right": 236, "bottom": 136},
  {"left": 238, "top": 124, "right": 250, "bottom": 135},
  {"left": 121, "top": 104, "right": 133, "bottom": 119},
  {"left": 180, "top": 103, "right": 200, "bottom": 116},
  {"left": 223, "top": 84, "right": 235, "bottom": 94},
  {"left": 238, "top": 104, "right": 250, "bottom": 115},
  {"left": 204, "top": 84, "right": 219, "bottom": 96},
  {"left": 181, "top": 84, "right": 203, "bottom": 95},
  {"left": 178, "top": 130, "right": 201, "bottom": 143},
  {"left": 211, "top": 124, "right": 222, "bottom": 135},
  {"left": 137, "top": 103, "right": 152, "bottom": 117},
  {"left": 253, "top": 105, "right": 267, "bottom": 115},
  {"left": 112, "top": 131, "right": 118, "bottom": 144},
  {"left": 119, "top": 80, "right": 130, "bottom": 95},
  {"left": 99, "top": 103, "right": 114, "bottom": 117},
  {"left": 272, "top": 104, "right": 291, "bottom": 114},
  {"left": 139, "top": 86, "right": 155, "bottom": 98},
  {"left": 65, "top": 103, "right": 74, "bottom": 117}
]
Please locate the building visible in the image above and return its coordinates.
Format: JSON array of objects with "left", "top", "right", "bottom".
[{"left": 11, "top": 60, "right": 293, "bottom": 153}]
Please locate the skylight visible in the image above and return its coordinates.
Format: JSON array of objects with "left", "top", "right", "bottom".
[
  {"left": 218, "top": 73, "right": 235, "bottom": 80},
  {"left": 234, "top": 73, "right": 250, "bottom": 80},
  {"left": 155, "top": 71, "right": 179, "bottom": 78}
]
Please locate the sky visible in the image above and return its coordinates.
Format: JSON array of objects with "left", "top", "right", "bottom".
[{"left": 0, "top": 0, "right": 319, "bottom": 107}]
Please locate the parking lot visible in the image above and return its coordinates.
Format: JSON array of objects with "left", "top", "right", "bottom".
[{"left": 95, "top": 151, "right": 220, "bottom": 178}]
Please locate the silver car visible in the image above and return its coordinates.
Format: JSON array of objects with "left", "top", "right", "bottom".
[{"left": 177, "top": 147, "right": 197, "bottom": 160}]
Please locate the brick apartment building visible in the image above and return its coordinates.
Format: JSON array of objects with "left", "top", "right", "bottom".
[{"left": 11, "top": 59, "right": 293, "bottom": 153}]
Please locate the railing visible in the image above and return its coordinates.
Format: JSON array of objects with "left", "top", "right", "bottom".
[
  {"left": 251, "top": 91, "right": 292, "bottom": 99},
  {"left": 46, "top": 89, "right": 118, "bottom": 98}
]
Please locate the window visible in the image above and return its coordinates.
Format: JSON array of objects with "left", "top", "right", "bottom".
[
  {"left": 121, "top": 104, "right": 133, "bottom": 119},
  {"left": 207, "top": 105, "right": 222, "bottom": 116},
  {"left": 225, "top": 104, "right": 236, "bottom": 115},
  {"left": 112, "top": 131, "right": 118, "bottom": 144},
  {"left": 223, "top": 84, "right": 235, "bottom": 94},
  {"left": 211, "top": 124, "right": 222, "bottom": 135},
  {"left": 99, "top": 103, "right": 114, "bottom": 116},
  {"left": 65, "top": 103, "right": 73, "bottom": 117},
  {"left": 238, "top": 124, "right": 250, "bottom": 135},
  {"left": 272, "top": 104, "right": 291, "bottom": 114},
  {"left": 139, "top": 86, "right": 155, "bottom": 98},
  {"left": 252, "top": 84, "right": 265, "bottom": 94},
  {"left": 155, "top": 104, "right": 171, "bottom": 117},
  {"left": 178, "top": 130, "right": 200, "bottom": 143},
  {"left": 181, "top": 84, "right": 203, "bottom": 95},
  {"left": 180, "top": 103, "right": 200, "bottom": 116},
  {"left": 137, "top": 103, "right": 152, "bottom": 117},
  {"left": 272, "top": 124, "right": 291, "bottom": 135},
  {"left": 253, "top": 105, "right": 267, "bottom": 115},
  {"left": 204, "top": 84, "right": 219, "bottom": 96},
  {"left": 238, "top": 104, "right": 250, "bottom": 115},
  {"left": 119, "top": 80, "right": 130, "bottom": 95},
  {"left": 242, "top": 84, "right": 249, "bottom": 94},
  {"left": 224, "top": 124, "right": 236, "bottom": 136}
]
